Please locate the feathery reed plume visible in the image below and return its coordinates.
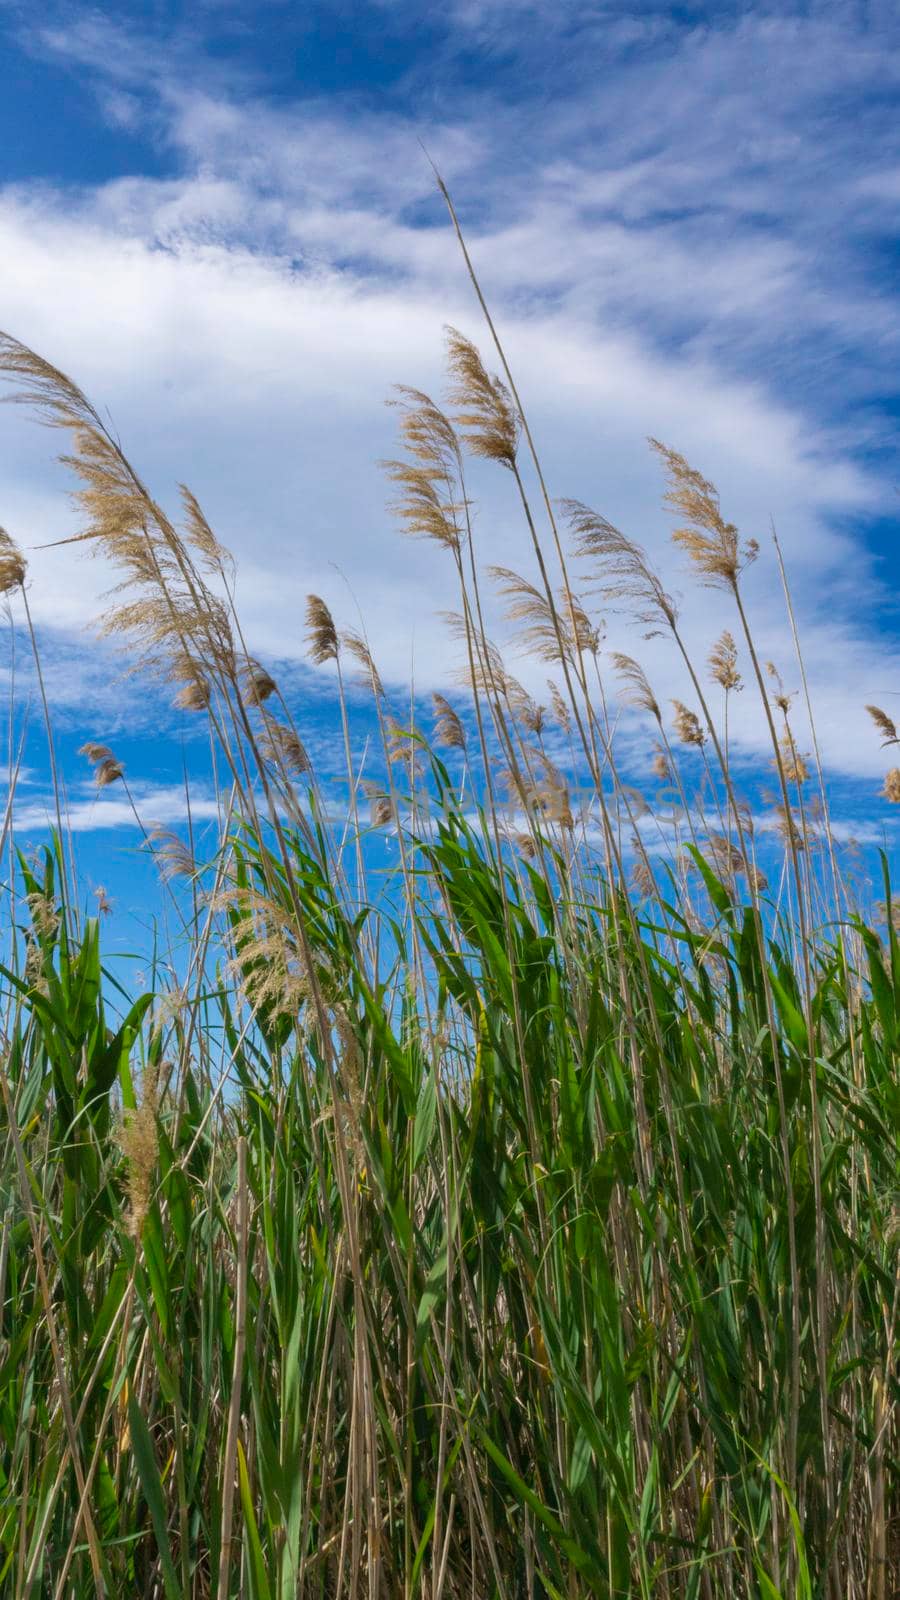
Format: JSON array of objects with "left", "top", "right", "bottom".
[
  {"left": 488, "top": 566, "right": 559, "bottom": 662},
  {"left": 171, "top": 656, "right": 212, "bottom": 711},
  {"left": 150, "top": 987, "right": 189, "bottom": 1039},
  {"left": 765, "top": 661, "right": 794, "bottom": 715},
  {"left": 506, "top": 674, "right": 545, "bottom": 735},
  {"left": 0, "top": 330, "right": 107, "bottom": 429},
  {"left": 0, "top": 334, "right": 238, "bottom": 699},
  {"left": 383, "top": 387, "right": 464, "bottom": 551},
  {"left": 240, "top": 657, "right": 278, "bottom": 706},
  {"left": 117, "top": 1062, "right": 159, "bottom": 1239},
  {"left": 23, "top": 936, "right": 48, "bottom": 995},
  {"left": 331, "top": 1007, "right": 367, "bottom": 1171},
  {"left": 259, "top": 714, "right": 311, "bottom": 776},
  {"left": 385, "top": 716, "right": 424, "bottom": 775},
  {"left": 881, "top": 768, "right": 900, "bottom": 803},
  {"left": 548, "top": 680, "right": 571, "bottom": 735},
  {"left": 504, "top": 749, "right": 573, "bottom": 829},
  {"left": 776, "top": 730, "right": 809, "bottom": 786},
  {"left": 565, "top": 500, "right": 677, "bottom": 634},
  {"left": 388, "top": 385, "right": 460, "bottom": 469},
  {"left": 383, "top": 459, "right": 462, "bottom": 551},
  {"left": 361, "top": 780, "right": 393, "bottom": 828},
  {"left": 508, "top": 828, "right": 537, "bottom": 859},
  {"left": 384, "top": 715, "right": 406, "bottom": 760},
  {"left": 217, "top": 881, "right": 309, "bottom": 1018},
  {"left": 774, "top": 801, "right": 806, "bottom": 851},
  {"left": 431, "top": 692, "right": 467, "bottom": 751},
  {"left": 95, "top": 756, "right": 124, "bottom": 787},
  {"left": 651, "top": 439, "right": 758, "bottom": 587},
  {"left": 0, "top": 526, "right": 26, "bottom": 593},
  {"left": 179, "top": 485, "right": 230, "bottom": 575},
  {"left": 489, "top": 565, "right": 598, "bottom": 662},
  {"left": 707, "top": 832, "right": 743, "bottom": 874},
  {"left": 866, "top": 705, "right": 899, "bottom": 746},
  {"left": 26, "top": 889, "right": 59, "bottom": 943},
  {"left": 734, "top": 797, "right": 755, "bottom": 839},
  {"left": 94, "top": 885, "right": 113, "bottom": 916},
  {"left": 630, "top": 847, "right": 655, "bottom": 900},
  {"left": 709, "top": 630, "right": 742, "bottom": 691},
  {"left": 537, "top": 770, "right": 573, "bottom": 829},
  {"left": 79, "top": 742, "right": 123, "bottom": 786},
  {"left": 445, "top": 326, "right": 519, "bottom": 468},
  {"left": 78, "top": 742, "right": 114, "bottom": 765},
  {"left": 99, "top": 590, "right": 233, "bottom": 682},
  {"left": 746, "top": 863, "right": 769, "bottom": 893},
  {"left": 145, "top": 827, "right": 196, "bottom": 884},
  {"left": 341, "top": 629, "right": 384, "bottom": 698},
  {"left": 305, "top": 594, "right": 339, "bottom": 664},
  {"left": 612, "top": 653, "right": 661, "bottom": 721},
  {"left": 443, "top": 611, "right": 508, "bottom": 697},
  {"left": 671, "top": 701, "right": 705, "bottom": 747},
  {"left": 651, "top": 743, "right": 672, "bottom": 782},
  {"left": 562, "top": 585, "right": 601, "bottom": 655}
]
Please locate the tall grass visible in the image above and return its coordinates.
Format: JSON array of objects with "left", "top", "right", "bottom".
[{"left": 0, "top": 227, "right": 896, "bottom": 1599}]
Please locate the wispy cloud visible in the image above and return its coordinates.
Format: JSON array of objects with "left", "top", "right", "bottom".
[{"left": 9, "top": 782, "right": 222, "bottom": 834}]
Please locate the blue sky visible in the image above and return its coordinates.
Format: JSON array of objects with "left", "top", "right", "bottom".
[{"left": 1, "top": 0, "right": 900, "bottom": 933}]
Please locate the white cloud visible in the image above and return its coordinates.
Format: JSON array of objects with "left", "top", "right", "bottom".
[{"left": 10, "top": 782, "right": 222, "bottom": 834}]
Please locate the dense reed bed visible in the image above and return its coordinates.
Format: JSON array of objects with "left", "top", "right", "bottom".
[{"left": 0, "top": 226, "right": 896, "bottom": 1597}]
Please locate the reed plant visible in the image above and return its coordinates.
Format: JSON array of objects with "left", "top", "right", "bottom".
[{"left": 0, "top": 210, "right": 896, "bottom": 1598}]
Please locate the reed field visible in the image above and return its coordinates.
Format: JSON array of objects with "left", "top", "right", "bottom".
[{"left": 0, "top": 207, "right": 896, "bottom": 1597}]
